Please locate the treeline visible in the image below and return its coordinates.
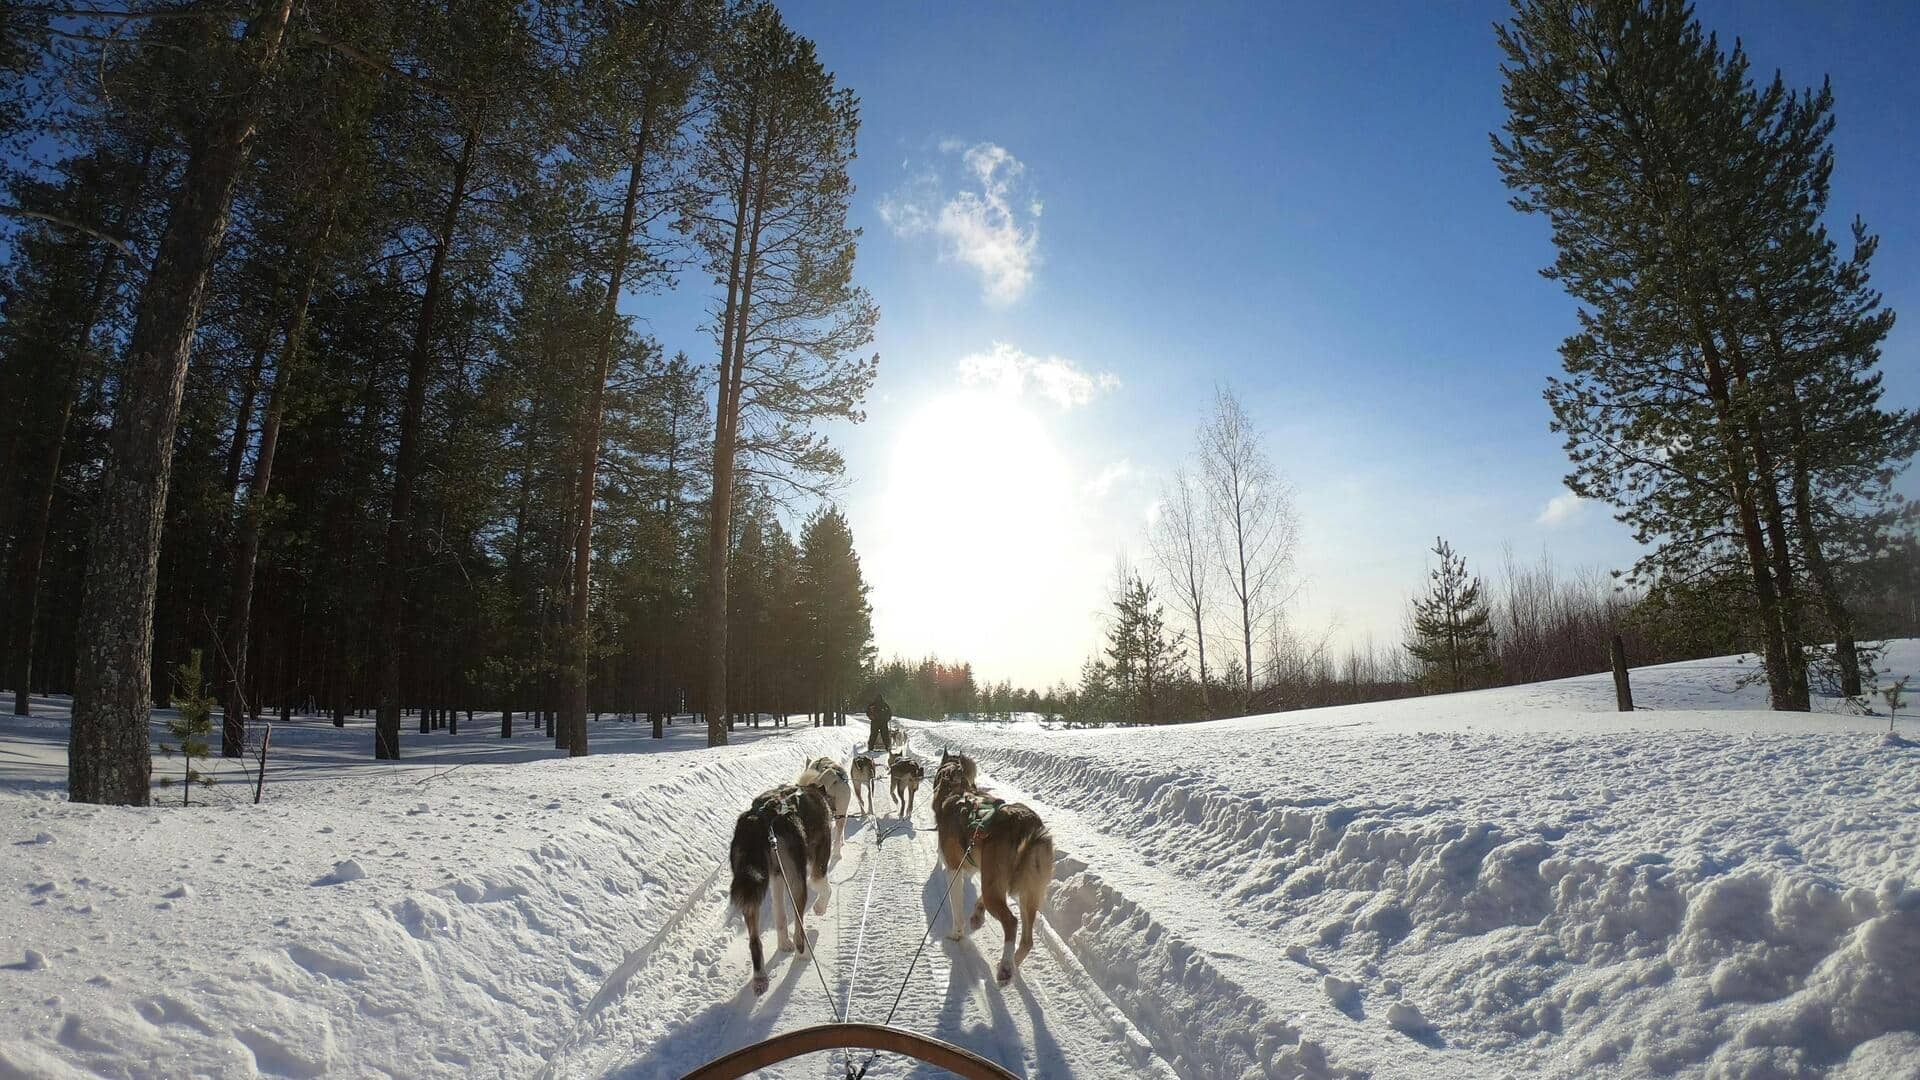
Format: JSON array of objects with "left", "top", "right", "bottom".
[
  {"left": 864, "top": 656, "right": 1062, "bottom": 725},
  {"left": 0, "top": 0, "right": 876, "bottom": 805}
]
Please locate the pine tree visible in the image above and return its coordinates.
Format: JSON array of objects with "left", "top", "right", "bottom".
[
  {"left": 67, "top": 3, "right": 299, "bottom": 804},
  {"left": 797, "top": 507, "right": 873, "bottom": 725},
  {"left": 159, "top": 649, "right": 217, "bottom": 806},
  {"left": 695, "top": 5, "right": 877, "bottom": 746},
  {"left": 1492, "top": 0, "right": 1911, "bottom": 711},
  {"left": 1102, "top": 571, "right": 1186, "bottom": 724},
  {"left": 1406, "top": 538, "right": 1497, "bottom": 694}
]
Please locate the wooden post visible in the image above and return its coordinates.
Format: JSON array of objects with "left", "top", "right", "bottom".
[
  {"left": 1610, "top": 635, "right": 1633, "bottom": 712},
  {"left": 253, "top": 723, "right": 272, "bottom": 804}
]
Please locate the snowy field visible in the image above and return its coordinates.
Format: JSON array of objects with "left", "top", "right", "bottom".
[{"left": 1, "top": 644, "right": 1917, "bottom": 1079}]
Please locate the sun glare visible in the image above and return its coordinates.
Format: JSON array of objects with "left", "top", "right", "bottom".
[{"left": 868, "top": 391, "right": 1080, "bottom": 679}]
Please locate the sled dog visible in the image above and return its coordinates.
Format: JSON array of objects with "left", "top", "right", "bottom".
[
  {"left": 889, "top": 757, "right": 925, "bottom": 818},
  {"left": 930, "top": 760, "right": 1053, "bottom": 984},
  {"left": 728, "top": 784, "right": 834, "bottom": 994},
  {"left": 797, "top": 756, "right": 853, "bottom": 855},
  {"left": 939, "top": 747, "right": 978, "bottom": 791},
  {"left": 848, "top": 754, "right": 878, "bottom": 816}
]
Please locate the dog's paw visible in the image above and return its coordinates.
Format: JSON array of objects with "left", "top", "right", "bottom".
[
  {"left": 996, "top": 963, "right": 1014, "bottom": 985},
  {"left": 777, "top": 938, "right": 794, "bottom": 953},
  {"left": 753, "top": 973, "right": 769, "bottom": 995},
  {"left": 945, "top": 928, "right": 965, "bottom": 942}
]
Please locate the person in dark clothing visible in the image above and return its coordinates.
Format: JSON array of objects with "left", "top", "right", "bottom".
[{"left": 866, "top": 695, "right": 893, "bottom": 751}]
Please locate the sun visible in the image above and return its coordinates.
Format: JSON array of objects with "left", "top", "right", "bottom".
[{"left": 866, "top": 391, "right": 1080, "bottom": 675}]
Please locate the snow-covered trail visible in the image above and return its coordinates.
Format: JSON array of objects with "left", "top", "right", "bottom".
[{"left": 548, "top": 746, "right": 1170, "bottom": 1079}]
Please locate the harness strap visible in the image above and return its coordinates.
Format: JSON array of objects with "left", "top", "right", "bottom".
[{"left": 965, "top": 797, "right": 1004, "bottom": 846}]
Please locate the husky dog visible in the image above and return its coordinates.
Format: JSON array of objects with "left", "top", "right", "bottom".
[
  {"left": 889, "top": 757, "right": 925, "bottom": 818},
  {"left": 848, "top": 754, "right": 878, "bottom": 816},
  {"left": 797, "top": 756, "right": 853, "bottom": 855},
  {"left": 930, "top": 760, "right": 1053, "bottom": 984},
  {"left": 728, "top": 784, "right": 834, "bottom": 994},
  {"left": 939, "top": 748, "right": 978, "bottom": 791},
  {"left": 888, "top": 727, "right": 909, "bottom": 753}
]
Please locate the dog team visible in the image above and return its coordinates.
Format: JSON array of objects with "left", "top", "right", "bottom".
[{"left": 726, "top": 724, "right": 1054, "bottom": 994}]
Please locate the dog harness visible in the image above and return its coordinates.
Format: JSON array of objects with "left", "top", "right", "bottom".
[
  {"left": 751, "top": 789, "right": 802, "bottom": 824},
  {"left": 964, "top": 797, "right": 1004, "bottom": 846}
]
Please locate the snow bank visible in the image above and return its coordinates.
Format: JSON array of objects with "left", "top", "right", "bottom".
[
  {"left": 929, "top": 642, "right": 1920, "bottom": 1078},
  {"left": 0, "top": 714, "right": 856, "bottom": 1078}
]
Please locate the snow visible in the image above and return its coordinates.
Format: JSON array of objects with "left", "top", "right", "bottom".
[
  {"left": 1, "top": 643, "right": 1916, "bottom": 1078},
  {"left": 922, "top": 642, "right": 1920, "bottom": 1078}
]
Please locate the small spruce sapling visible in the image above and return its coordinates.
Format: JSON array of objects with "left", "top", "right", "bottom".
[{"left": 160, "top": 650, "right": 218, "bottom": 805}]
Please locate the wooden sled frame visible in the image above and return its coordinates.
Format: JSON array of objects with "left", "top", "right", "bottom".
[{"left": 678, "top": 1022, "right": 1021, "bottom": 1079}]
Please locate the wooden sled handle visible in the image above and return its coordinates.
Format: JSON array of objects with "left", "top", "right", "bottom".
[{"left": 677, "top": 1022, "right": 1021, "bottom": 1080}]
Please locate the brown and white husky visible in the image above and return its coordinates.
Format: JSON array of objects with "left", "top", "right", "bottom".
[
  {"left": 848, "top": 754, "right": 878, "bottom": 816},
  {"left": 797, "top": 756, "right": 853, "bottom": 856},
  {"left": 889, "top": 757, "right": 925, "bottom": 818},
  {"left": 930, "top": 760, "right": 1054, "bottom": 984},
  {"left": 939, "top": 747, "right": 978, "bottom": 790},
  {"left": 728, "top": 784, "right": 834, "bottom": 994}
]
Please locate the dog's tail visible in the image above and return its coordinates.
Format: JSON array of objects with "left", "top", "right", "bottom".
[
  {"left": 1010, "top": 822, "right": 1055, "bottom": 970},
  {"left": 728, "top": 812, "right": 770, "bottom": 913}
]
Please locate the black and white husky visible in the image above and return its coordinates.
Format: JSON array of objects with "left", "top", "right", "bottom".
[{"left": 728, "top": 784, "right": 834, "bottom": 994}]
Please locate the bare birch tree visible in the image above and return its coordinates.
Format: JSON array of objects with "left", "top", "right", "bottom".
[
  {"left": 1197, "top": 386, "right": 1298, "bottom": 711},
  {"left": 1149, "top": 466, "right": 1211, "bottom": 716}
]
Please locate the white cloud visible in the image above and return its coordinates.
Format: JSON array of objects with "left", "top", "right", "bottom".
[
  {"left": 957, "top": 343, "right": 1120, "bottom": 410},
  {"left": 880, "top": 141, "right": 1041, "bottom": 304},
  {"left": 1082, "top": 460, "right": 1134, "bottom": 499},
  {"left": 1536, "top": 491, "right": 1587, "bottom": 526}
]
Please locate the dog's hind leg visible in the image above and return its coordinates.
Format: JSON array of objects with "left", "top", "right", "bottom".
[
  {"left": 980, "top": 890, "right": 1018, "bottom": 983},
  {"left": 944, "top": 860, "right": 971, "bottom": 941},
  {"left": 742, "top": 899, "right": 769, "bottom": 994},
  {"left": 1010, "top": 835, "right": 1052, "bottom": 976},
  {"left": 769, "top": 875, "right": 794, "bottom": 953}
]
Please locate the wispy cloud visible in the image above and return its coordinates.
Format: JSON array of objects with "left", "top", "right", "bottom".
[
  {"left": 1082, "top": 460, "right": 1134, "bottom": 499},
  {"left": 957, "top": 343, "right": 1119, "bottom": 410},
  {"left": 880, "top": 141, "right": 1041, "bottom": 304},
  {"left": 1536, "top": 491, "right": 1587, "bottom": 526}
]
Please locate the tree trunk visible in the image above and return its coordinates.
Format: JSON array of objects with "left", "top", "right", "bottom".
[
  {"left": 222, "top": 329, "right": 274, "bottom": 495},
  {"left": 1610, "top": 634, "right": 1633, "bottom": 711},
  {"left": 9, "top": 158, "right": 141, "bottom": 717},
  {"left": 68, "top": 1, "right": 295, "bottom": 805},
  {"left": 1749, "top": 445, "right": 1811, "bottom": 709},
  {"left": 1695, "top": 326, "right": 1798, "bottom": 711},
  {"left": 563, "top": 105, "right": 658, "bottom": 760},
  {"left": 223, "top": 202, "right": 336, "bottom": 756},
  {"left": 375, "top": 123, "right": 477, "bottom": 760},
  {"left": 1784, "top": 404, "right": 1863, "bottom": 698},
  {"left": 703, "top": 100, "right": 761, "bottom": 750}
]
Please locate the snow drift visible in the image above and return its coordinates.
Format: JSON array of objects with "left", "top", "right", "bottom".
[
  {"left": 929, "top": 643, "right": 1920, "bottom": 1078},
  {"left": 0, "top": 716, "right": 853, "bottom": 1078}
]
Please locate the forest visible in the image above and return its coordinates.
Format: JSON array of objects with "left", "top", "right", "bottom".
[{"left": 1, "top": 1, "right": 879, "bottom": 805}]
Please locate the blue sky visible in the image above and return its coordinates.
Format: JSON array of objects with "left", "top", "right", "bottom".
[{"left": 651, "top": 2, "right": 1920, "bottom": 688}]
